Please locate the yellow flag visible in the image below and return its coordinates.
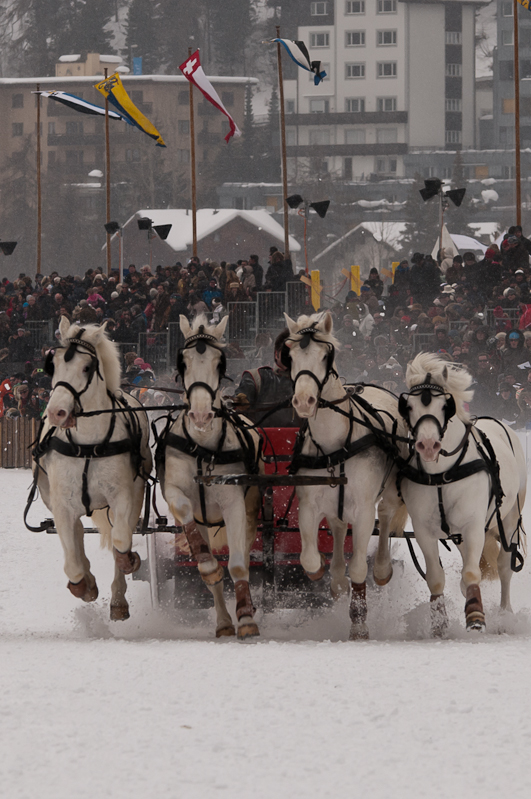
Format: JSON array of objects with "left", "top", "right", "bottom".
[
  {"left": 518, "top": 0, "right": 531, "bottom": 11},
  {"left": 350, "top": 265, "right": 360, "bottom": 295},
  {"left": 95, "top": 73, "right": 166, "bottom": 147},
  {"left": 311, "top": 270, "right": 321, "bottom": 311}
]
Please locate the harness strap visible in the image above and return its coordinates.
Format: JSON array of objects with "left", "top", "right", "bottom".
[
  {"left": 164, "top": 431, "right": 245, "bottom": 465},
  {"left": 289, "top": 432, "right": 377, "bottom": 472},
  {"left": 39, "top": 436, "right": 134, "bottom": 459}
]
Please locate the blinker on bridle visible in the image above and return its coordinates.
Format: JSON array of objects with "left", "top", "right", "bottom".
[
  {"left": 49, "top": 329, "right": 103, "bottom": 414},
  {"left": 177, "top": 325, "right": 228, "bottom": 403},
  {"left": 288, "top": 324, "right": 338, "bottom": 395},
  {"left": 399, "top": 372, "right": 456, "bottom": 439}
]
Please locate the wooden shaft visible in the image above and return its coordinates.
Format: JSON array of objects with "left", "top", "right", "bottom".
[
  {"left": 276, "top": 25, "right": 290, "bottom": 260},
  {"left": 188, "top": 47, "right": 198, "bottom": 258},
  {"left": 36, "top": 83, "right": 42, "bottom": 274},
  {"left": 104, "top": 68, "right": 112, "bottom": 275},
  {"left": 514, "top": 0, "right": 522, "bottom": 226}
]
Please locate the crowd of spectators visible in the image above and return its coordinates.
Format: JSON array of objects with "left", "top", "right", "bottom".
[{"left": 3, "top": 226, "right": 531, "bottom": 428}]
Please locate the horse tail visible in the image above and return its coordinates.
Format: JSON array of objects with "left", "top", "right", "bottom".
[
  {"left": 92, "top": 508, "right": 114, "bottom": 551},
  {"left": 480, "top": 531, "right": 499, "bottom": 581}
]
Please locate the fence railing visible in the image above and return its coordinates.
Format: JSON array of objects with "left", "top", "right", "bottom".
[
  {"left": 227, "top": 302, "right": 257, "bottom": 346},
  {"left": 168, "top": 323, "right": 185, "bottom": 372},
  {"left": 26, "top": 320, "right": 54, "bottom": 355},
  {"left": 412, "top": 333, "right": 436, "bottom": 353},
  {"left": 286, "top": 282, "right": 310, "bottom": 318},
  {"left": 0, "top": 418, "right": 37, "bottom": 468},
  {"left": 485, "top": 307, "right": 521, "bottom": 329},
  {"left": 256, "top": 292, "right": 287, "bottom": 333}
]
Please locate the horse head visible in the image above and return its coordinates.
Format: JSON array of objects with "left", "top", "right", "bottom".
[
  {"left": 46, "top": 317, "right": 119, "bottom": 428},
  {"left": 400, "top": 353, "right": 472, "bottom": 462},
  {"left": 284, "top": 311, "right": 338, "bottom": 418},
  {"left": 178, "top": 314, "right": 228, "bottom": 432}
]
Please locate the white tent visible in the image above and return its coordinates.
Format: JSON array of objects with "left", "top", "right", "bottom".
[{"left": 431, "top": 224, "right": 487, "bottom": 259}]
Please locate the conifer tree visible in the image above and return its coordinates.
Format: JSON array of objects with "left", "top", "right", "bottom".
[
  {"left": 122, "top": 0, "right": 162, "bottom": 74},
  {"left": 400, "top": 173, "right": 441, "bottom": 257}
]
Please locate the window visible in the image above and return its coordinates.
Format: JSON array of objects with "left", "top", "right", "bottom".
[
  {"left": 286, "top": 100, "right": 295, "bottom": 113},
  {"left": 286, "top": 127, "right": 297, "bottom": 145},
  {"left": 309, "top": 129, "right": 330, "bottom": 145},
  {"left": 502, "top": 29, "right": 514, "bottom": 46},
  {"left": 377, "top": 0, "right": 397, "bottom": 13},
  {"left": 377, "top": 97, "right": 396, "bottom": 111},
  {"left": 131, "top": 90, "right": 144, "bottom": 105},
  {"left": 125, "top": 148, "right": 141, "bottom": 162},
  {"left": 503, "top": 98, "right": 515, "bottom": 114},
  {"left": 346, "top": 1, "right": 364, "bottom": 13},
  {"left": 520, "top": 29, "right": 531, "bottom": 48},
  {"left": 178, "top": 119, "right": 190, "bottom": 134},
  {"left": 48, "top": 151, "right": 56, "bottom": 166},
  {"left": 377, "top": 30, "right": 397, "bottom": 46},
  {"left": 12, "top": 93, "right": 23, "bottom": 108},
  {"left": 178, "top": 91, "right": 188, "bottom": 105},
  {"left": 310, "top": 63, "right": 329, "bottom": 80},
  {"left": 345, "top": 97, "right": 365, "bottom": 112},
  {"left": 377, "top": 61, "right": 397, "bottom": 78},
  {"left": 446, "top": 63, "right": 462, "bottom": 77},
  {"left": 345, "top": 128, "right": 365, "bottom": 144},
  {"left": 500, "top": 61, "right": 514, "bottom": 81},
  {"left": 66, "top": 121, "right": 83, "bottom": 135},
  {"left": 309, "top": 98, "right": 330, "bottom": 113},
  {"left": 311, "top": 1, "right": 328, "bottom": 14},
  {"left": 346, "top": 63, "right": 365, "bottom": 78},
  {"left": 521, "top": 59, "right": 531, "bottom": 78},
  {"left": 346, "top": 31, "right": 365, "bottom": 47},
  {"left": 388, "top": 159, "right": 397, "bottom": 173},
  {"left": 35, "top": 122, "right": 42, "bottom": 135},
  {"left": 445, "top": 98, "right": 462, "bottom": 111},
  {"left": 344, "top": 157, "right": 353, "bottom": 180},
  {"left": 445, "top": 32, "right": 462, "bottom": 45},
  {"left": 12, "top": 123, "right": 23, "bottom": 136},
  {"left": 221, "top": 92, "right": 234, "bottom": 106},
  {"left": 503, "top": 165, "right": 516, "bottom": 178},
  {"left": 65, "top": 150, "right": 83, "bottom": 164},
  {"left": 445, "top": 130, "right": 462, "bottom": 144},
  {"left": 178, "top": 149, "right": 190, "bottom": 164},
  {"left": 376, "top": 127, "right": 397, "bottom": 143},
  {"left": 502, "top": 2, "right": 513, "bottom": 16},
  {"left": 310, "top": 32, "right": 329, "bottom": 47},
  {"left": 48, "top": 122, "right": 56, "bottom": 134}
]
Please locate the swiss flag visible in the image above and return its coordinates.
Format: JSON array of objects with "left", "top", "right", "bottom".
[{"left": 179, "top": 50, "right": 242, "bottom": 143}]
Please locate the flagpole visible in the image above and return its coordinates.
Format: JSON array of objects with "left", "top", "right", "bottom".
[
  {"left": 188, "top": 47, "right": 198, "bottom": 258},
  {"left": 36, "top": 83, "right": 42, "bottom": 275},
  {"left": 276, "top": 26, "right": 290, "bottom": 260},
  {"left": 514, "top": 0, "right": 522, "bottom": 226},
  {"left": 104, "top": 68, "right": 112, "bottom": 275}
]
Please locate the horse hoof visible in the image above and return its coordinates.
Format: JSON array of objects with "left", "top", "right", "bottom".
[
  {"left": 68, "top": 578, "right": 88, "bottom": 599},
  {"left": 114, "top": 548, "right": 141, "bottom": 575},
  {"left": 200, "top": 563, "right": 224, "bottom": 586},
  {"left": 82, "top": 583, "right": 99, "bottom": 603},
  {"left": 304, "top": 554, "right": 326, "bottom": 582},
  {"left": 216, "top": 624, "right": 236, "bottom": 638},
  {"left": 330, "top": 580, "right": 349, "bottom": 601},
  {"left": 373, "top": 566, "right": 393, "bottom": 587},
  {"left": 237, "top": 622, "right": 260, "bottom": 640},
  {"left": 466, "top": 613, "right": 486, "bottom": 632},
  {"left": 110, "top": 603, "right": 130, "bottom": 621},
  {"left": 349, "top": 623, "right": 369, "bottom": 641}
]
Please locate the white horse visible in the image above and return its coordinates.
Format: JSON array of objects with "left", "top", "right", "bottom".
[
  {"left": 284, "top": 311, "right": 408, "bottom": 640},
  {"left": 398, "top": 353, "right": 526, "bottom": 634},
  {"left": 158, "top": 314, "right": 262, "bottom": 639},
  {"left": 31, "top": 317, "right": 152, "bottom": 620}
]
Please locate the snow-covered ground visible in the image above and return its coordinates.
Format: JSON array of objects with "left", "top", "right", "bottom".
[{"left": 2, "top": 467, "right": 531, "bottom": 799}]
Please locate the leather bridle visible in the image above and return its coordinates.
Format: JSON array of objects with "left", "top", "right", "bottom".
[{"left": 49, "top": 332, "right": 103, "bottom": 415}]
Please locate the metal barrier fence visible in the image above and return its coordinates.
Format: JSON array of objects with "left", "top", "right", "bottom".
[
  {"left": 168, "top": 323, "right": 185, "bottom": 372},
  {"left": 26, "top": 320, "right": 54, "bottom": 355},
  {"left": 412, "top": 333, "right": 436, "bottom": 353},
  {"left": 485, "top": 307, "right": 521, "bottom": 329},
  {"left": 448, "top": 320, "right": 469, "bottom": 332},
  {"left": 138, "top": 332, "right": 170, "bottom": 372},
  {"left": 227, "top": 302, "right": 257, "bottom": 346},
  {"left": 286, "top": 282, "right": 310, "bottom": 318},
  {"left": 0, "top": 417, "right": 37, "bottom": 468},
  {"left": 256, "top": 292, "right": 286, "bottom": 333}
]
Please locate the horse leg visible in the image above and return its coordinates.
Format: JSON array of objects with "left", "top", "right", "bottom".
[
  {"left": 108, "top": 497, "right": 141, "bottom": 575},
  {"left": 416, "top": 531, "right": 448, "bottom": 638},
  {"left": 327, "top": 518, "right": 348, "bottom": 599},
  {"left": 348, "top": 503, "right": 378, "bottom": 640},
  {"left": 110, "top": 566, "right": 130, "bottom": 621},
  {"left": 458, "top": 525, "right": 486, "bottom": 631},
  {"left": 221, "top": 497, "right": 259, "bottom": 640},
  {"left": 298, "top": 500, "right": 325, "bottom": 580},
  {"left": 55, "top": 509, "right": 98, "bottom": 602},
  {"left": 374, "top": 488, "right": 408, "bottom": 586},
  {"left": 73, "top": 519, "right": 98, "bottom": 601}
]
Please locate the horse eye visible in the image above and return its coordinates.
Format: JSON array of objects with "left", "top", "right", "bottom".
[{"left": 83, "top": 365, "right": 90, "bottom": 373}]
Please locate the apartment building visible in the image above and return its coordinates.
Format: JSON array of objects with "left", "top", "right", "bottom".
[{"left": 282, "top": 0, "right": 488, "bottom": 181}]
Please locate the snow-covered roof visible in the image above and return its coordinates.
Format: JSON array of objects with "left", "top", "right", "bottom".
[
  {"left": 100, "top": 55, "right": 122, "bottom": 63},
  {"left": 58, "top": 55, "right": 81, "bottom": 63},
  {"left": 122, "top": 209, "right": 301, "bottom": 252},
  {"left": 312, "top": 221, "right": 406, "bottom": 262},
  {"left": 468, "top": 222, "right": 502, "bottom": 240}
]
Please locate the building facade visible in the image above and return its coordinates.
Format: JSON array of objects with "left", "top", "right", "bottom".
[{"left": 282, "top": 0, "right": 488, "bottom": 181}]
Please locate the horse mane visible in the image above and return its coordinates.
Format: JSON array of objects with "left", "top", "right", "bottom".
[
  {"left": 406, "top": 352, "right": 474, "bottom": 422},
  {"left": 61, "top": 322, "right": 122, "bottom": 395},
  {"left": 188, "top": 314, "right": 226, "bottom": 346},
  {"left": 291, "top": 312, "right": 340, "bottom": 350}
]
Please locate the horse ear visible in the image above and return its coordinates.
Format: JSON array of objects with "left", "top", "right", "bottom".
[
  {"left": 321, "top": 311, "right": 333, "bottom": 335},
  {"left": 59, "top": 315, "right": 70, "bottom": 343},
  {"left": 442, "top": 365, "right": 448, "bottom": 380},
  {"left": 284, "top": 312, "right": 298, "bottom": 336},
  {"left": 214, "top": 315, "right": 229, "bottom": 339},
  {"left": 179, "top": 315, "right": 191, "bottom": 339}
]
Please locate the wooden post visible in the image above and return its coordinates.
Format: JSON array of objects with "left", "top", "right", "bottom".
[
  {"left": 514, "top": 0, "right": 522, "bottom": 226},
  {"left": 36, "top": 83, "right": 42, "bottom": 274},
  {"left": 276, "top": 26, "right": 290, "bottom": 260},
  {"left": 392, "top": 261, "right": 399, "bottom": 282},
  {"left": 350, "top": 265, "right": 360, "bottom": 295},
  {"left": 104, "top": 68, "right": 112, "bottom": 275},
  {"left": 188, "top": 48, "right": 198, "bottom": 258},
  {"left": 310, "top": 269, "right": 320, "bottom": 311}
]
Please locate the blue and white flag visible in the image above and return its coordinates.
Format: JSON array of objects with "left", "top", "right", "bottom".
[
  {"left": 270, "top": 38, "right": 327, "bottom": 85},
  {"left": 34, "top": 90, "right": 123, "bottom": 119}
]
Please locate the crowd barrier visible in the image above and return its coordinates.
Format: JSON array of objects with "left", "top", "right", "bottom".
[{"left": 0, "top": 418, "right": 37, "bottom": 468}]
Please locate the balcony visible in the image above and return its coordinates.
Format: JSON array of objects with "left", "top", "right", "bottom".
[
  {"left": 286, "top": 143, "right": 408, "bottom": 157},
  {"left": 290, "top": 111, "right": 408, "bottom": 126}
]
